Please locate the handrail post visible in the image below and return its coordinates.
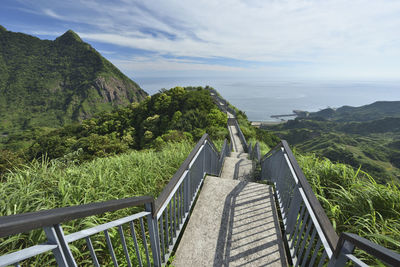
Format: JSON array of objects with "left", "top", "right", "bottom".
[
  {"left": 145, "top": 203, "right": 161, "bottom": 267},
  {"left": 44, "top": 225, "right": 77, "bottom": 267},
  {"left": 184, "top": 171, "right": 191, "bottom": 212},
  {"left": 328, "top": 240, "right": 354, "bottom": 267},
  {"left": 248, "top": 142, "right": 252, "bottom": 159},
  {"left": 286, "top": 184, "right": 302, "bottom": 234}
]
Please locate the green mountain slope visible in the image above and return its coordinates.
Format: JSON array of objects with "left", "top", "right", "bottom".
[
  {"left": 0, "top": 26, "right": 147, "bottom": 135},
  {"left": 306, "top": 101, "right": 400, "bottom": 122},
  {"left": 264, "top": 103, "right": 400, "bottom": 184}
]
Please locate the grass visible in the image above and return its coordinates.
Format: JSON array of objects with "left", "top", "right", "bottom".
[
  {"left": 247, "top": 138, "right": 270, "bottom": 156},
  {"left": 0, "top": 141, "right": 194, "bottom": 265},
  {"left": 295, "top": 152, "right": 400, "bottom": 264},
  {"left": 2, "top": 133, "right": 398, "bottom": 265},
  {"left": 252, "top": 136, "right": 399, "bottom": 264}
]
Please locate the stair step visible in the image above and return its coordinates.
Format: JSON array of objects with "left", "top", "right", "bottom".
[
  {"left": 220, "top": 156, "right": 254, "bottom": 181},
  {"left": 172, "top": 176, "right": 287, "bottom": 266}
]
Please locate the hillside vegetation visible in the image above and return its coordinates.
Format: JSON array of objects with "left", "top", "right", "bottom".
[
  {"left": 0, "top": 141, "right": 194, "bottom": 265},
  {"left": 0, "top": 87, "right": 228, "bottom": 178},
  {"left": 264, "top": 102, "right": 400, "bottom": 183},
  {"left": 0, "top": 85, "right": 229, "bottom": 264},
  {"left": 297, "top": 153, "right": 400, "bottom": 263},
  {"left": 0, "top": 26, "right": 147, "bottom": 148},
  {"left": 305, "top": 101, "right": 400, "bottom": 122},
  {"left": 0, "top": 87, "right": 399, "bottom": 264}
]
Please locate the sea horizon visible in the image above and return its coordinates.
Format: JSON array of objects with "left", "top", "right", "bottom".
[{"left": 135, "top": 76, "right": 400, "bottom": 122}]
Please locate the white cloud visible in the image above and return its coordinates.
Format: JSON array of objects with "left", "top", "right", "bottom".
[
  {"left": 112, "top": 56, "right": 247, "bottom": 72},
  {"left": 20, "top": 0, "right": 400, "bottom": 78},
  {"left": 42, "top": 8, "right": 62, "bottom": 20}
]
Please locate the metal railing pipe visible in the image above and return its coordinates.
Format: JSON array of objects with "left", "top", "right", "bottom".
[
  {"left": 154, "top": 134, "right": 209, "bottom": 217},
  {"left": 331, "top": 233, "right": 400, "bottom": 266},
  {"left": 280, "top": 140, "right": 339, "bottom": 251},
  {"left": 0, "top": 196, "right": 154, "bottom": 238}
]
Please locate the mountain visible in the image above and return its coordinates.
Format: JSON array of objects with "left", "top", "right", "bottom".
[
  {"left": 305, "top": 101, "right": 400, "bottom": 122},
  {"left": 264, "top": 101, "right": 400, "bottom": 184},
  {"left": 0, "top": 26, "right": 147, "bottom": 136}
]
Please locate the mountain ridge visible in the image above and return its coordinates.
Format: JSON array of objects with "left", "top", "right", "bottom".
[
  {"left": 0, "top": 27, "right": 147, "bottom": 137},
  {"left": 306, "top": 100, "right": 400, "bottom": 122}
]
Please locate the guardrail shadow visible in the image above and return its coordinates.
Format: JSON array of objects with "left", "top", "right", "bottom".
[
  {"left": 233, "top": 159, "right": 253, "bottom": 181},
  {"left": 213, "top": 182, "right": 287, "bottom": 266}
]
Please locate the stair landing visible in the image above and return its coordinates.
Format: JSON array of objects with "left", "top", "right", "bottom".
[
  {"left": 220, "top": 152, "right": 254, "bottom": 181},
  {"left": 172, "top": 176, "right": 287, "bottom": 266}
]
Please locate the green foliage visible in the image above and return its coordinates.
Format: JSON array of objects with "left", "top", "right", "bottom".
[
  {"left": 0, "top": 150, "right": 24, "bottom": 181},
  {"left": 247, "top": 138, "right": 270, "bottom": 156},
  {"left": 296, "top": 153, "right": 400, "bottom": 263},
  {"left": 0, "top": 141, "right": 193, "bottom": 265},
  {"left": 0, "top": 27, "right": 147, "bottom": 149},
  {"left": 254, "top": 128, "right": 280, "bottom": 148},
  {"left": 236, "top": 110, "right": 279, "bottom": 149},
  {"left": 26, "top": 87, "right": 228, "bottom": 162},
  {"left": 265, "top": 116, "right": 400, "bottom": 183},
  {"left": 236, "top": 111, "right": 256, "bottom": 140}
]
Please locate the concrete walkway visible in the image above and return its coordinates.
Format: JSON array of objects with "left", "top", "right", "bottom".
[
  {"left": 220, "top": 152, "right": 254, "bottom": 182},
  {"left": 173, "top": 177, "right": 287, "bottom": 266},
  {"left": 173, "top": 115, "right": 287, "bottom": 266},
  {"left": 224, "top": 111, "right": 255, "bottom": 181}
]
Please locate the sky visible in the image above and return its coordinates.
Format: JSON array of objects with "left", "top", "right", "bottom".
[{"left": 1, "top": 0, "right": 400, "bottom": 81}]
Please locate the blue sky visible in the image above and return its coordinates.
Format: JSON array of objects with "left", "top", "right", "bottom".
[{"left": 1, "top": 0, "right": 400, "bottom": 81}]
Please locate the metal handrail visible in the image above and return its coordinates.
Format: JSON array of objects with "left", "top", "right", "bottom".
[
  {"left": 254, "top": 142, "right": 261, "bottom": 162},
  {"left": 0, "top": 133, "right": 230, "bottom": 266},
  {"left": 0, "top": 196, "right": 153, "bottom": 238},
  {"left": 233, "top": 119, "right": 248, "bottom": 152},
  {"left": 333, "top": 233, "right": 400, "bottom": 266},
  {"left": 260, "top": 140, "right": 338, "bottom": 265},
  {"left": 280, "top": 140, "right": 339, "bottom": 250},
  {"left": 154, "top": 134, "right": 219, "bottom": 217},
  {"left": 0, "top": 196, "right": 157, "bottom": 267},
  {"left": 260, "top": 141, "right": 283, "bottom": 162},
  {"left": 208, "top": 89, "right": 237, "bottom": 116},
  {"left": 152, "top": 134, "right": 228, "bottom": 265},
  {"left": 249, "top": 142, "right": 261, "bottom": 162},
  {"left": 218, "top": 139, "right": 231, "bottom": 175},
  {"left": 260, "top": 140, "right": 400, "bottom": 266}
]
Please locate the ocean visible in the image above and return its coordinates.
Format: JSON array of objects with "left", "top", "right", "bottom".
[{"left": 135, "top": 77, "right": 400, "bottom": 122}]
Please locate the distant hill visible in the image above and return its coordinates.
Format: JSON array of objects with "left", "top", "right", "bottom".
[
  {"left": 0, "top": 26, "right": 147, "bottom": 135},
  {"left": 264, "top": 101, "right": 400, "bottom": 184},
  {"left": 307, "top": 101, "right": 400, "bottom": 122}
]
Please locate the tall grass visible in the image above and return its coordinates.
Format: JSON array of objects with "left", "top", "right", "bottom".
[
  {"left": 296, "top": 152, "right": 400, "bottom": 263},
  {"left": 0, "top": 141, "right": 193, "bottom": 265},
  {"left": 247, "top": 138, "right": 270, "bottom": 156}
]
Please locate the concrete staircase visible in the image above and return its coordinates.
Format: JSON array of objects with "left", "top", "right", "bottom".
[
  {"left": 172, "top": 117, "right": 287, "bottom": 266},
  {"left": 220, "top": 152, "right": 254, "bottom": 182}
]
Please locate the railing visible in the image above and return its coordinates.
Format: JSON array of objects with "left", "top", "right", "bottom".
[
  {"left": 0, "top": 196, "right": 157, "bottom": 267},
  {"left": 248, "top": 142, "right": 261, "bottom": 162},
  {"left": 2, "top": 111, "right": 399, "bottom": 266},
  {"left": 152, "top": 134, "right": 228, "bottom": 265},
  {"left": 0, "top": 134, "right": 230, "bottom": 266},
  {"left": 219, "top": 139, "right": 231, "bottom": 168},
  {"left": 208, "top": 88, "right": 237, "bottom": 116},
  {"left": 332, "top": 232, "right": 400, "bottom": 266},
  {"left": 227, "top": 118, "right": 248, "bottom": 152},
  {"left": 260, "top": 140, "right": 400, "bottom": 266}
]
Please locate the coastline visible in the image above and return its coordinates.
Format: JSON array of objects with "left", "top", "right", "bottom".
[{"left": 250, "top": 120, "right": 287, "bottom": 127}]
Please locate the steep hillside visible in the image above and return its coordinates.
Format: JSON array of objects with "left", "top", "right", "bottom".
[{"left": 0, "top": 26, "right": 147, "bottom": 136}]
